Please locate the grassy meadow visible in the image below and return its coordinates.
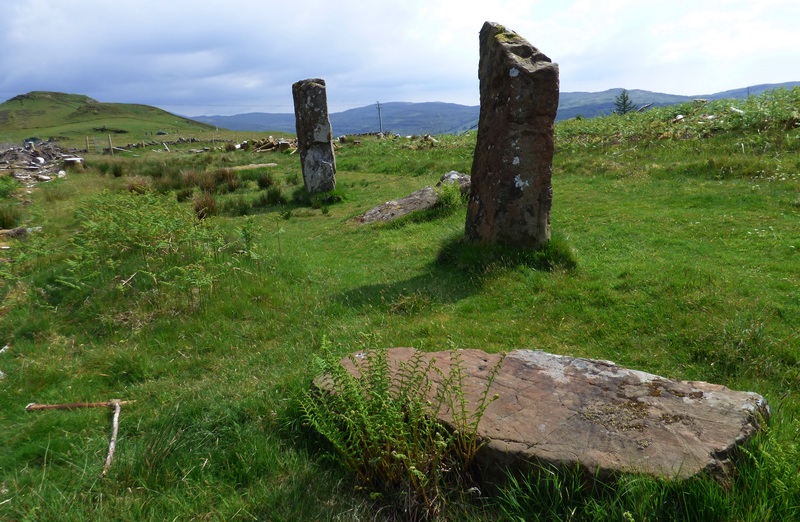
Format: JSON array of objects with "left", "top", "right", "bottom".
[{"left": 1, "top": 89, "right": 799, "bottom": 520}]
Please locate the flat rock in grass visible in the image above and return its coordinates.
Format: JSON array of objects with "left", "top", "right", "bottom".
[
  {"left": 356, "top": 186, "right": 439, "bottom": 224},
  {"left": 331, "top": 348, "right": 769, "bottom": 487},
  {"left": 356, "top": 172, "right": 470, "bottom": 224}
]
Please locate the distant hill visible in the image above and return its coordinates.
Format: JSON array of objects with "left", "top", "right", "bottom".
[
  {"left": 193, "top": 102, "right": 480, "bottom": 136},
  {"left": 194, "top": 81, "right": 800, "bottom": 135},
  {"left": 0, "top": 91, "right": 215, "bottom": 147},
  {"left": 3, "top": 83, "right": 798, "bottom": 145},
  {"left": 556, "top": 82, "right": 800, "bottom": 120}
]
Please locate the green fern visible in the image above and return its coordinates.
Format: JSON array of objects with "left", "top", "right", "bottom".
[{"left": 301, "top": 339, "right": 504, "bottom": 519}]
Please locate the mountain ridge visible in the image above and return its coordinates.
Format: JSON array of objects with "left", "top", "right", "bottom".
[
  {"left": 3, "top": 83, "right": 798, "bottom": 142},
  {"left": 192, "top": 81, "right": 800, "bottom": 135}
]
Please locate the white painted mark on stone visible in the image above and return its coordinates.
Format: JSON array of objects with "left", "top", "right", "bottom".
[
  {"left": 514, "top": 174, "right": 529, "bottom": 189},
  {"left": 509, "top": 67, "right": 520, "bottom": 78}
]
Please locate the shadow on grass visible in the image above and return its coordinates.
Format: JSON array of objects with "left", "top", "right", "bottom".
[{"left": 331, "top": 231, "right": 577, "bottom": 315}]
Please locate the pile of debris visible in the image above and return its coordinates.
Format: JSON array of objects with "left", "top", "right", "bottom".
[
  {"left": 247, "top": 136, "right": 297, "bottom": 153},
  {"left": 0, "top": 141, "right": 83, "bottom": 186}
]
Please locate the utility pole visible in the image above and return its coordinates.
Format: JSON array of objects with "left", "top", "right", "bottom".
[{"left": 376, "top": 101, "right": 383, "bottom": 134}]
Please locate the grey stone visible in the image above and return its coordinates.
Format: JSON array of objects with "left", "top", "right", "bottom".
[
  {"left": 465, "top": 22, "right": 560, "bottom": 249},
  {"left": 292, "top": 78, "right": 336, "bottom": 193},
  {"left": 437, "top": 171, "right": 471, "bottom": 196},
  {"left": 331, "top": 348, "right": 769, "bottom": 488},
  {"left": 357, "top": 172, "right": 470, "bottom": 224}
]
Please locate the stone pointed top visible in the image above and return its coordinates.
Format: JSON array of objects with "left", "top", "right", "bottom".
[{"left": 481, "top": 21, "right": 553, "bottom": 65}]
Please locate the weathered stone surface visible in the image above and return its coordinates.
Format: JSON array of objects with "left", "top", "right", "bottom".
[
  {"left": 356, "top": 186, "right": 439, "bottom": 224},
  {"left": 356, "top": 172, "right": 470, "bottom": 224},
  {"left": 465, "top": 22, "right": 559, "bottom": 249},
  {"left": 292, "top": 78, "right": 336, "bottom": 193},
  {"left": 333, "top": 348, "right": 769, "bottom": 487},
  {"left": 437, "top": 171, "right": 471, "bottom": 195}
]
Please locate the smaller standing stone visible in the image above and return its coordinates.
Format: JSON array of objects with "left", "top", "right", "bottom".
[{"left": 292, "top": 78, "right": 336, "bottom": 193}]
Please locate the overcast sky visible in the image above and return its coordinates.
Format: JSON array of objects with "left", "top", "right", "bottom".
[{"left": 1, "top": 0, "right": 797, "bottom": 116}]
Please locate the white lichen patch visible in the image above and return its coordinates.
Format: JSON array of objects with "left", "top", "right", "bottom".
[
  {"left": 509, "top": 67, "right": 520, "bottom": 78},
  {"left": 313, "top": 123, "right": 331, "bottom": 143},
  {"left": 509, "top": 350, "right": 661, "bottom": 386},
  {"left": 512, "top": 156, "right": 520, "bottom": 166},
  {"left": 514, "top": 174, "right": 528, "bottom": 189},
  {"left": 509, "top": 350, "right": 569, "bottom": 383}
]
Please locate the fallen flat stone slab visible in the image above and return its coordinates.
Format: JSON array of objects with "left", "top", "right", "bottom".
[
  {"left": 356, "top": 186, "right": 439, "bottom": 224},
  {"left": 356, "top": 172, "right": 470, "bottom": 224},
  {"left": 332, "top": 348, "right": 769, "bottom": 487}
]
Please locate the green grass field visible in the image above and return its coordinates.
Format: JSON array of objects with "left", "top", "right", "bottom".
[{"left": 1, "top": 88, "right": 798, "bottom": 520}]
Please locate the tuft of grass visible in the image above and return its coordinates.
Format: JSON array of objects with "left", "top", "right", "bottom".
[
  {"left": 257, "top": 171, "right": 275, "bottom": 189},
  {"left": 0, "top": 176, "right": 20, "bottom": 199},
  {"left": 111, "top": 162, "right": 125, "bottom": 177},
  {"left": 192, "top": 191, "right": 217, "bottom": 219},
  {"left": 214, "top": 167, "right": 240, "bottom": 193},
  {"left": 260, "top": 186, "right": 287, "bottom": 206},
  {"left": 221, "top": 195, "right": 251, "bottom": 216},
  {"left": 196, "top": 171, "right": 217, "bottom": 193},
  {"left": 175, "top": 187, "right": 194, "bottom": 202},
  {"left": 0, "top": 202, "right": 22, "bottom": 228},
  {"left": 125, "top": 175, "right": 150, "bottom": 194},
  {"left": 284, "top": 172, "right": 300, "bottom": 186}
]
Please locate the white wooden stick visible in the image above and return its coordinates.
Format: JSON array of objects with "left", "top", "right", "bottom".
[{"left": 101, "top": 400, "right": 123, "bottom": 477}]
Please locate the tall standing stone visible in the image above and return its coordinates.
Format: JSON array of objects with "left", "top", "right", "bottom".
[
  {"left": 292, "top": 78, "right": 336, "bottom": 193},
  {"left": 465, "top": 22, "right": 559, "bottom": 249}
]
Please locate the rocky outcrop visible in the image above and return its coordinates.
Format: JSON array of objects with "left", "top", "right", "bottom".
[
  {"left": 332, "top": 348, "right": 769, "bottom": 487},
  {"left": 292, "top": 78, "right": 336, "bottom": 193},
  {"left": 465, "top": 22, "right": 559, "bottom": 249}
]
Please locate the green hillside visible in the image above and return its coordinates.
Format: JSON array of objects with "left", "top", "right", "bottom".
[{"left": 0, "top": 91, "right": 216, "bottom": 148}]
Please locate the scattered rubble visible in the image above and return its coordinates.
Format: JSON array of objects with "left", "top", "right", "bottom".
[
  {"left": 248, "top": 136, "right": 298, "bottom": 153},
  {"left": 0, "top": 141, "right": 82, "bottom": 186}
]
